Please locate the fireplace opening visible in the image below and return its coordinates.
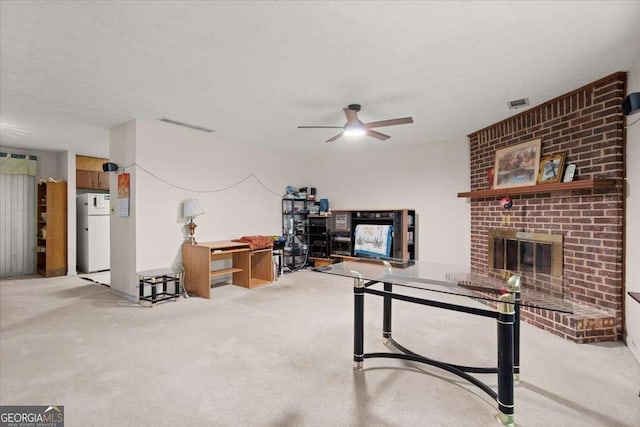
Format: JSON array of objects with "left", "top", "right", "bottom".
[{"left": 488, "top": 230, "right": 562, "bottom": 277}]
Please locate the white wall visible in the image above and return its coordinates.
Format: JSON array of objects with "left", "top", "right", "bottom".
[
  {"left": 108, "top": 121, "right": 138, "bottom": 299},
  {"left": 625, "top": 57, "right": 640, "bottom": 362},
  {"left": 308, "top": 141, "right": 470, "bottom": 266},
  {"left": 109, "top": 119, "right": 309, "bottom": 299}
]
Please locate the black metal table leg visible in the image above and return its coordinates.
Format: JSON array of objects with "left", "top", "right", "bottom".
[
  {"left": 496, "top": 292, "right": 515, "bottom": 427},
  {"left": 382, "top": 261, "right": 393, "bottom": 343},
  {"left": 383, "top": 282, "right": 392, "bottom": 343},
  {"left": 506, "top": 274, "right": 521, "bottom": 382},
  {"left": 353, "top": 272, "right": 365, "bottom": 370}
]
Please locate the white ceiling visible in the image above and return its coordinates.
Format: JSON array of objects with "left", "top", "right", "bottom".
[{"left": 1, "top": 1, "right": 640, "bottom": 157}]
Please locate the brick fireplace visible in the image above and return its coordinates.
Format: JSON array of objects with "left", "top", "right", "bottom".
[{"left": 466, "top": 72, "right": 626, "bottom": 343}]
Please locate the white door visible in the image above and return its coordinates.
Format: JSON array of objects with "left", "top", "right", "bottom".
[{"left": 87, "top": 215, "right": 110, "bottom": 272}]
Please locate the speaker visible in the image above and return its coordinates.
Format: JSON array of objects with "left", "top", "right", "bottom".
[
  {"left": 622, "top": 92, "right": 640, "bottom": 116},
  {"left": 102, "top": 162, "right": 118, "bottom": 172},
  {"left": 307, "top": 187, "right": 317, "bottom": 201}
]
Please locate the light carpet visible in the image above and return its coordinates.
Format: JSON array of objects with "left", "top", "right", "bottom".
[{"left": 1, "top": 271, "right": 639, "bottom": 426}]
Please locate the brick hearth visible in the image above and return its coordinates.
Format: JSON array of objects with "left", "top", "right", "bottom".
[{"left": 467, "top": 72, "right": 626, "bottom": 343}]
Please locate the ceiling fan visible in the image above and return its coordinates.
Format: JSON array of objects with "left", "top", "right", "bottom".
[{"left": 298, "top": 104, "right": 414, "bottom": 142}]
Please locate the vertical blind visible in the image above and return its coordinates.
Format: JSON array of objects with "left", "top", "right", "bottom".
[{"left": 0, "top": 152, "right": 37, "bottom": 277}]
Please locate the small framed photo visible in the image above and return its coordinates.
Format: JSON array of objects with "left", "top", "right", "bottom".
[
  {"left": 537, "top": 153, "right": 566, "bottom": 184},
  {"left": 563, "top": 163, "right": 576, "bottom": 182}
]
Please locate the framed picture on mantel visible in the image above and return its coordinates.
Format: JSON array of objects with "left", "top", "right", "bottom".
[
  {"left": 538, "top": 153, "right": 566, "bottom": 184},
  {"left": 493, "top": 138, "right": 542, "bottom": 189}
]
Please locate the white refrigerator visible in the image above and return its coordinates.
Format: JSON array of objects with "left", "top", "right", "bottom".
[{"left": 77, "top": 193, "right": 110, "bottom": 273}]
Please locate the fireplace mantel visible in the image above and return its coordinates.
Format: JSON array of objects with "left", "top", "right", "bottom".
[{"left": 457, "top": 178, "right": 619, "bottom": 199}]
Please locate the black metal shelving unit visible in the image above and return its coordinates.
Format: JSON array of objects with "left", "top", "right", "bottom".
[
  {"left": 308, "top": 215, "right": 331, "bottom": 263},
  {"left": 282, "top": 198, "right": 310, "bottom": 270}
]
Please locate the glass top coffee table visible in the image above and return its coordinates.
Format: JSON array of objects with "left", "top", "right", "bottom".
[{"left": 315, "top": 259, "right": 574, "bottom": 427}]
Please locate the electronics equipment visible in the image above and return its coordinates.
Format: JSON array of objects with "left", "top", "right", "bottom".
[
  {"left": 319, "top": 199, "right": 329, "bottom": 213},
  {"left": 622, "top": 92, "right": 640, "bottom": 116},
  {"left": 102, "top": 162, "right": 118, "bottom": 172}
]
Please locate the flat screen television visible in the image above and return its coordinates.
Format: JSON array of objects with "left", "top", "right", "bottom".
[{"left": 353, "top": 224, "right": 394, "bottom": 259}]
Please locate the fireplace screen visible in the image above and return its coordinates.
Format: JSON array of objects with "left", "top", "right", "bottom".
[{"left": 488, "top": 230, "right": 562, "bottom": 278}]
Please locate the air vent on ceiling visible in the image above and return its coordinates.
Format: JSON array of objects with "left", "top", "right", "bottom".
[
  {"left": 507, "top": 98, "right": 530, "bottom": 110},
  {"left": 158, "top": 118, "right": 215, "bottom": 133}
]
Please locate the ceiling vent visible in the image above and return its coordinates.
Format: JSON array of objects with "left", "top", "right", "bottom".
[
  {"left": 158, "top": 118, "right": 215, "bottom": 133},
  {"left": 507, "top": 98, "right": 530, "bottom": 110}
]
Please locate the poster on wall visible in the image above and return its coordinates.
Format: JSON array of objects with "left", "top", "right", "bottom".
[{"left": 117, "top": 172, "right": 130, "bottom": 217}]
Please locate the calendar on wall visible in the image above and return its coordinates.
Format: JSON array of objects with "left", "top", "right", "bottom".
[{"left": 117, "top": 172, "right": 130, "bottom": 217}]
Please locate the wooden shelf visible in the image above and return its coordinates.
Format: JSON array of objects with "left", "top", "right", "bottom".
[
  {"left": 210, "top": 267, "right": 243, "bottom": 277},
  {"left": 457, "top": 179, "right": 619, "bottom": 199},
  {"left": 210, "top": 247, "right": 250, "bottom": 257},
  {"left": 249, "top": 278, "right": 271, "bottom": 287},
  {"left": 251, "top": 248, "right": 272, "bottom": 254},
  {"left": 37, "top": 182, "right": 67, "bottom": 277}
]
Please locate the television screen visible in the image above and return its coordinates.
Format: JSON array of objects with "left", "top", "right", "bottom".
[{"left": 353, "top": 224, "right": 393, "bottom": 258}]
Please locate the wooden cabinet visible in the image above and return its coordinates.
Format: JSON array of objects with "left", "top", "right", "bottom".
[
  {"left": 330, "top": 209, "right": 416, "bottom": 265},
  {"left": 37, "top": 182, "right": 67, "bottom": 277},
  {"left": 76, "top": 169, "right": 93, "bottom": 189},
  {"left": 76, "top": 169, "right": 109, "bottom": 190},
  {"left": 97, "top": 171, "right": 109, "bottom": 190},
  {"left": 76, "top": 155, "right": 109, "bottom": 190}
]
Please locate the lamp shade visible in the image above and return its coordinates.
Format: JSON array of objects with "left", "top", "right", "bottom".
[{"left": 183, "top": 199, "right": 205, "bottom": 218}]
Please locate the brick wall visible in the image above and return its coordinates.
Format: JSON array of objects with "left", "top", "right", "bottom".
[{"left": 467, "top": 72, "right": 626, "bottom": 343}]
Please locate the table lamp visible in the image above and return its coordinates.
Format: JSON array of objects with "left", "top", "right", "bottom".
[{"left": 183, "top": 199, "right": 205, "bottom": 244}]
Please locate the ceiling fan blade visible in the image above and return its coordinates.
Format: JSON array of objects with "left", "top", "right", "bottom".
[
  {"left": 298, "top": 125, "right": 343, "bottom": 128},
  {"left": 326, "top": 133, "right": 343, "bottom": 143},
  {"left": 343, "top": 108, "right": 358, "bottom": 123},
  {"left": 364, "top": 117, "right": 414, "bottom": 129},
  {"left": 366, "top": 129, "right": 390, "bottom": 141}
]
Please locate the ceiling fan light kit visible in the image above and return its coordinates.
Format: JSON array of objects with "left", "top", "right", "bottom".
[
  {"left": 343, "top": 122, "right": 366, "bottom": 137},
  {"left": 298, "top": 103, "right": 413, "bottom": 143}
]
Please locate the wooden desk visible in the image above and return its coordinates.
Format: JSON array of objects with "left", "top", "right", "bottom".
[{"left": 182, "top": 241, "right": 273, "bottom": 298}]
